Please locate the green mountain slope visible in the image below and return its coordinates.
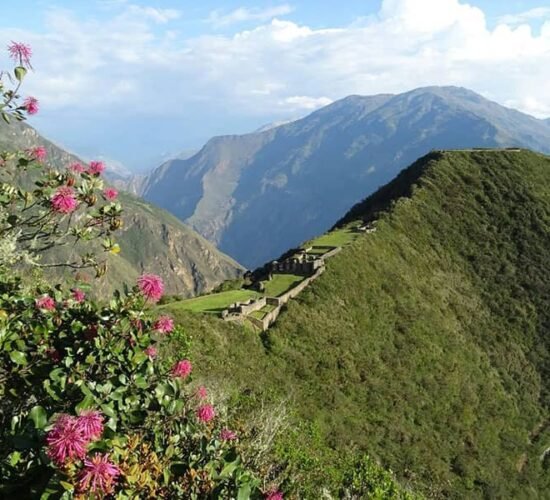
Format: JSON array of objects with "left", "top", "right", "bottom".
[
  {"left": 142, "top": 87, "right": 550, "bottom": 268},
  {"left": 0, "top": 120, "right": 243, "bottom": 296},
  {"left": 161, "top": 149, "right": 550, "bottom": 497}
]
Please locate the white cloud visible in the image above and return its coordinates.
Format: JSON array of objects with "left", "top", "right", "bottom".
[
  {"left": 1, "top": 0, "right": 550, "bottom": 141},
  {"left": 125, "top": 5, "right": 181, "bottom": 24},
  {"left": 280, "top": 96, "right": 333, "bottom": 110},
  {"left": 207, "top": 5, "right": 294, "bottom": 27},
  {"left": 498, "top": 7, "right": 550, "bottom": 26}
]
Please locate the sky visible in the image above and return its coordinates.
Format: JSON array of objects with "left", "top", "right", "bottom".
[{"left": 1, "top": 0, "right": 550, "bottom": 171}]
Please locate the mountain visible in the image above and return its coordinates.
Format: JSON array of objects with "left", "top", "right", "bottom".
[
  {"left": 142, "top": 86, "right": 550, "bottom": 268},
  {"left": 0, "top": 120, "right": 243, "bottom": 296},
  {"left": 253, "top": 118, "right": 297, "bottom": 133},
  {"left": 161, "top": 149, "right": 550, "bottom": 497}
]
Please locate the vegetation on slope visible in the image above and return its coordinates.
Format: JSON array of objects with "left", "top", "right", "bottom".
[
  {"left": 0, "top": 120, "right": 243, "bottom": 297},
  {"left": 162, "top": 149, "right": 550, "bottom": 497}
]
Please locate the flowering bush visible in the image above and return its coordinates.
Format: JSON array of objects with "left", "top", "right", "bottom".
[
  {"left": 1, "top": 45, "right": 121, "bottom": 274},
  {"left": 0, "top": 274, "right": 260, "bottom": 497},
  {"left": 0, "top": 43, "right": 269, "bottom": 498}
]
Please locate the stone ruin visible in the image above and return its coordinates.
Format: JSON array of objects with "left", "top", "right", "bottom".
[
  {"left": 270, "top": 250, "right": 324, "bottom": 276},
  {"left": 220, "top": 297, "right": 267, "bottom": 320}
]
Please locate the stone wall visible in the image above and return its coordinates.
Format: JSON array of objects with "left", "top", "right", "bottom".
[
  {"left": 222, "top": 297, "right": 266, "bottom": 320},
  {"left": 249, "top": 266, "right": 326, "bottom": 330},
  {"left": 236, "top": 297, "right": 266, "bottom": 315},
  {"left": 313, "top": 246, "right": 342, "bottom": 260},
  {"left": 222, "top": 247, "right": 330, "bottom": 330}
]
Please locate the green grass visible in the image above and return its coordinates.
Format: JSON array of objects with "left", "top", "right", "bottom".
[
  {"left": 305, "top": 247, "right": 330, "bottom": 256},
  {"left": 163, "top": 150, "right": 550, "bottom": 498},
  {"left": 164, "top": 289, "right": 260, "bottom": 314},
  {"left": 306, "top": 226, "right": 358, "bottom": 247},
  {"left": 262, "top": 273, "right": 304, "bottom": 297},
  {"left": 249, "top": 310, "right": 266, "bottom": 320},
  {"left": 249, "top": 304, "right": 278, "bottom": 320}
]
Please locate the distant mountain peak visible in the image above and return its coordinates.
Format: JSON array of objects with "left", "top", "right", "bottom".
[{"left": 142, "top": 86, "right": 550, "bottom": 268}]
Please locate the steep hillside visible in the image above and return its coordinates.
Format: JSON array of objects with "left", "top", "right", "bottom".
[
  {"left": 0, "top": 121, "right": 243, "bottom": 296},
  {"left": 161, "top": 150, "right": 550, "bottom": 497},
  {"left": 142, "top": 86, "right": 550, "bottom": 268}
]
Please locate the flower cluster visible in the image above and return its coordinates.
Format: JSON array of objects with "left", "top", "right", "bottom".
[
  {"left": 51, "top": 186, "right": 78, "bottom": 214},
  {"left": 153, "top": 315, "right": 174, "bottom": 334},
  {"left": 7, "top": 41, "right": 32, "bottom": 68},
  {"left": 79, "top": 454, "right": 120, "bottom": 495},
  {"left": 197, "top": 404, "right": 216, "bottom": 423},
  {"left": 35, "top": 295, "right": 55, "bottom": 311},
  {"left": 23, "top": 96, "right": 39, "bottom": 115},
  {"left": 46, "top": 411, "right": 104, "bottom": 466},
  {"left": 87, "top": 160, "right": 105, "bottom": 176},
  {"left": 0, "top": 43, "right": 269, "bottom": 499},
  {"left": 137, "top": 274, "right": 165, "bottom": 302},
  {"left": 170, "top": 359, "right": 192, "bottom": 379}
]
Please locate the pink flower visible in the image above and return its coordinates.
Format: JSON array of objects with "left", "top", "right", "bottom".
[
  {"left": 144, "top": 345, "right": 158, "bottom": 359},
  {"left": 78, "top": 453, "right": 120, "bottom": 495},
  {"left": 23, "top": 96, "right": 39, "bottom": 115},
  {"left": 265, "top": 491, "right": 284, "bottom": 500},
  {"left": 137, "top": 274, "right": 164, "bottom": 303},
  {"left": 195, "top": 386, "right": 208, "bottom": 400},
  {"left": 153, "top": 315, "right": 174, "bottom": 334},
  {"left": 69, "top": 162, "right": 85, "bottom": 174},
  {"left": 51, "top": 186, "right": 78, "bottom": 214},
  {"left": 196, "top": 404, "right": 215, "bottom": 423},
  {"left": 7, "top": 41, "right": 32, "bottom": 68},
  {"left": 72, "top": 288, "right": 86, "bottom": 303},
  {"left": 170, "top": 359, "right": 192, "bottom": 379},
  {"left": 36, "top": 295, "right": 56, "bottom": 311},
  {"left": 76, "top": 410, "right": 104, "bottom": 441},
  {"left": 220, "top": 428, "right": 237, "bottom": 441},
  {"left": 28, "top": 146, "right": 47, "bottom": 162},
  {"left": 103, "top": 187, "right": 118, "bottom": 201},
  {"left": 87, "top": 161, "right": 105, "bottom": 176},
  {"left": 46, "top": 414, "right": 89, "bottom": 465}
]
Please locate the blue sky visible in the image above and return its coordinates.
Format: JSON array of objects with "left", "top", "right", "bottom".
[{"left": 1, "top": 0, "right": 550, "bottom": 171}]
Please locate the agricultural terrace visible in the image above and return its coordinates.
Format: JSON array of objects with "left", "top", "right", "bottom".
[
  {"left": 165, "top": 289, "right": 260, "bottom": 314},
  {"left": 305, "top": 225, "right": 359, "bottom": 248}
]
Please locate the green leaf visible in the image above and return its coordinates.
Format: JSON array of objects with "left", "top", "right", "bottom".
[
  {"left": 101, "top": 403, "right": 116, "bottom": 418},
  {"left": 59, "top": 481, "right": 74, "bottom": 492},
  {"left": 9, "top": 451, "right": 21, "bottom": 467},
  {"left": 237, "top": 484, "right": 251, "bottom": 500},
  {"left": 2, "top": 112, "right": 10, "bottom": 124},
  {"left": 134, "top": 374, "right": 148, "bottom": 389},
  {"left": 75, "top": 394, "right": 95, "bottom": 413},
  {"left": 9, "top": 350, "right": 27, "bottom": 365},
  {"left": 14, "top": 66, "right": 27, "bottom": 82},
  {"left": 29, "top": 405, "right": 48, "bottom": 430},
  {"left": 220, "top": 461, "right": 238, "bottom": 478}
]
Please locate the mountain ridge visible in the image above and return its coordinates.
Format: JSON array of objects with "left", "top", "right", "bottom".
[
  {"left": 161, "top": 148, "right": 550, "bottom": 497},
  {"left": 0, "top": 120, "right": 243, "bottom": 296},
  {"left": 142, "top": 86, "right": 550, "bottom": 268}
]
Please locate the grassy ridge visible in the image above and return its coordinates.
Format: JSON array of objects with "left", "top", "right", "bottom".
[{"left": 163, "top": 149, "right": 550, "bottom": 497}]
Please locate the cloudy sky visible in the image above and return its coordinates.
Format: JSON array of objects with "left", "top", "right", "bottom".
[{"left": 1, "top": 0, "right": 549, "bottom": 171}]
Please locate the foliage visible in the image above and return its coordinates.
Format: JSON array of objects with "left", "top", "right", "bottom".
[
  {"left": 0, "top": 58, "right": 120, "bottom": 274},
  {"left": 0, "top": 44, "right": 267, "bottom": 499},
  {"left": 163, "top": 150, "right": 550, "bottom": 497}
]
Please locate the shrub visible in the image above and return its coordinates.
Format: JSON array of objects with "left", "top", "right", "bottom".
[{"left": 0, "top": 43, "right": 268, "bottom": 498}]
